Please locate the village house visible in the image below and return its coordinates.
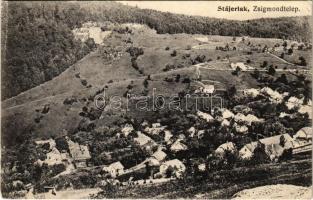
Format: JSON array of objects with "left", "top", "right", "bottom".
[
  {"left": 243, "top": 88, "right": 260, "bottom": 98},
  {"left": 286, "top": 96, "right": 304, "bottom": 110},
  {"left": 170, "top": 139, "right": 188, "bottom": 152},
  {"left": 239, "top": 134, "right": 294, "bottom": 161},
  {"left": 230, "top": 62, "right": 253, "bottom": 71},
  {"left": 234, "top": 113, "right": 264, "bottom": 126},
  {"left": 298, "top": 105, "right": 312, "bottom": 119},
  {"left": 220, "top": 108, "right": 235, "bottom": 119},
  {"left": 260, "top": 87, "right": 283, "bottom": 103},
  {"left": 35, "top": 138, "right": 56, "bottom": 150},
  {"left": 215, "top": 142, "right": 236, "bottom": 158},
  {"left": 152, "top": 149, "right": 167, "bottom": 162},
  {"left": 234, "top": 123, "right": 249, "bottom": 134},
  {"left": 293, "top": 127, "right": 312, "bottom": 154},
  {"left": 221, "top": 119, "right": 231, "bottom": 127},
  {"left": 197, "top": 111, "right": 214, "bottom": 123},
  {"left": 196, "top": 130, "right": 205, "bottom": 139},
  {"left": 43, "top": 147, "right": 64, "bottom": 166},
  {"left": 134, "top": 131, "right": 155, "bottom": 146},
  {"left": 102, "top": 161, "right": 124, "bottom": 178},
  {"left": 144, "top": 123, "right": 167, "bottom": 135},
  {"left": 163, "top": 130, "right": 173, "bottom": 144},
  {"left": 233, "top": 105, "right": 252, "bottom": 115},
  {"left": 68, "top": 140, "right": 91, "bottom": 168},
  {"left": 187, "top": 127, "right": 196, "bottom": 137},
  {"left": 121, "top": 123, "right": 134, "bottom": 137},
  {"left": 159, "top": 159, "right": 186, "bottom": 178}
]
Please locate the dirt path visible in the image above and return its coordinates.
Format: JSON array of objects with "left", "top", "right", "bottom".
[{"left": 33, "top": 188, "right": 101, "bottom": 199}]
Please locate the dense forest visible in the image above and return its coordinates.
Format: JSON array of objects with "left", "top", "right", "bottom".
[
  {"left": 1, "top": 1, "right": 311, "bottom": 99},
  {"left": 1, "top": 2, "right": 96, "bottom": 99}
]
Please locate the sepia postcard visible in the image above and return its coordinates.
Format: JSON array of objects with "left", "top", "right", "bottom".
[{"left": 0, "top": 0, "right": 312, "bottom": 199}]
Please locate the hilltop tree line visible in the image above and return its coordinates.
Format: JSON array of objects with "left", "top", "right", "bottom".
[
  {"left": 79, "top": 1, "right": 311, "bottom": 41},
  {"left": 2, "top": 1, "right": 311, "bottom": 99}
]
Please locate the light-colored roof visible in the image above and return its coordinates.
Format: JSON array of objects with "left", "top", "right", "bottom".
[
  {"left": 221, "top": 119, "right": 230, "bottom": 127},
  {"left": 265, "top": 144, "right": 284, "bottom": 160},
  {"left": 235, "top": 124, "right": 248, "bottom": 133},
  {"left": 259, "top": 134, "right": 293, "bottom": 147},
  {"left": 152, "top": 123, "right": 162, "bottom": 128},
  {"left": 243, "top": 88, "right": 260, "bottom": 98},
  {"left": 164, "top": 130, "right": 173, "bottom": 142},
  {"left": 35, "top": 139, "right": 56, "bottom": 150},
  {"left": 294, "top": 127, "right": 312, "bottom": 140},
  {"left": 170, "top": 139, "right": 188, "bottom": 152},
  {"left": 144, "top": 126, "right": 166, "bottom": 135},
  {"left": 261, "top": 87, "right": 283, "bottom": 103},
  {"left": 203, "top": 85, "right": 215, "bottom": 94},
  {"left": 68, "top": 140, "right": 91, "bottom": 161},
  {"left": 152, "top": 150, "right": 167, "bottom": 161},
  {"left": 134, "top": 132, "right": 154, "bottom": 146},
  {"left": 161, "top": 159, "right": 186, "bottom": 171},
  {"left": 286, "top": 96, "right": 304, "bottom": 110},
  {"left": 298, "top": 105, "right": 312, "bottom": 119},
  {"left": 103, "top": 161, "right": 124, "bottom": 172},
  {"left": 215, "top": 142, "right": 236, "bottom": 155},
  {"left": 121, "top": 124, "right": 134, "bottom": 136},
  {"left": 221, "top": 108, "right": 235, "bottom": 119},
  {"left": 187, "top": 127, "right": 196, "bottom": 137},
  {"left": 147, "top": 158, "right": 160, "bottom": 166},
  {"left": 234, "top": 113, "right": 263, "bottom": 126},
  {"left": 197, "top": 111, "right": 214, "bottom": 122},
  {"left": 44, "top": 147, "right": 63, "bottom": 166}
]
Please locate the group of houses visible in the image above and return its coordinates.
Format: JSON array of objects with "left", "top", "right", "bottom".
[
  {"left": 215, "top": 127, "right": 312, "bottom": 161},
  {"left": 34, "top": 136, "right": 91, "bottom": 170},
  {"left": 243, "top": 87, "right": 312, "bottom": 119}
]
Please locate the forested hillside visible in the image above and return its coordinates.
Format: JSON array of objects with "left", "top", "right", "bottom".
[
  {"left": 1, "top": 1, "right": 311, "bottom": 99},
  {"left": 1, "top": 2, "right": 96, "bottom": 99}
]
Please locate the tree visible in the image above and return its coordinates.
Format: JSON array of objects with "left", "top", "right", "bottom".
[
  {"left": 268, "top": 65, "right": 276, "bottom": 76},
  {"left": 276, "top": 74, "right": 288, "bottom": 84},
  {"left": 171, "top": 50, "right": 177, "bottom": 57},
  {"left": 287, "top": 48, "right": 293, "bottom": 55},
  {"left": 299, "top": 56, "right": 307, "bottom": 66},
  {"left": 261, "top": 61, "right": 268, "bottom": 68},
  {"left": 143, "top": 79, "right": 149, "bottom": 88},
  {"left": 251, "top": 142, "right": 270, "bottom": 164},
  {"left": 227, "top": 85, "right": 237, "bottom": 98},
  {"left": 252, "top": 69, "right": 260, "bottom": 79},
  {"left": 232, "top": 66, "right": 241, "bottom": 76},
  {"left": 175, "top": 74, "right": 181, "bottom": 82}
]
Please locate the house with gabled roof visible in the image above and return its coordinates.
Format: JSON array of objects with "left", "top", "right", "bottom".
[
  {"left": 102, "top": 161, "right": 124, "bottom": 178},
  {"left": 68, "top": 140, "right": 91, "bottom": 168},
  {"left": 239, "top": 134, "right": 294, "bottom": 161}
]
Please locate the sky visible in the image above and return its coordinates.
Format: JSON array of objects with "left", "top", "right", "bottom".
[{"left": 118, "top": 1, "right": 312, "bottom": 20}]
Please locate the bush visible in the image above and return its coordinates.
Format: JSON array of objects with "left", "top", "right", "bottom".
[
  {"left": 182, "top": 77, "right": 191, "bottom": 84},
  {"left": 55, "top": 137, "right": 69, "bottom": 152},
  {"left": 63, "top": 97, "right": 78, "bottom": 105},
  {"left": 171, "top": 50, "right": 177, "bottom": 57},
  {"left": 81, "top": 79, "right": 88, "bottom": 86},
  {"left": 299, "top": 56, "right": 307, "bottom": 66},
  {"left": 126, "top": 47, "right": 144, "bottom": 58},
  {"left": 268, "top": 66, "right": 276, "bottom": 76}
]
